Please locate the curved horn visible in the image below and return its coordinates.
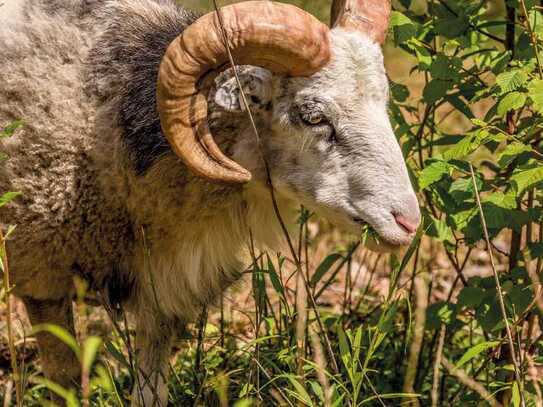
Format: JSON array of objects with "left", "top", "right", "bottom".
[
  {"left": 157, "top": 1, "right": 331, "bottom": 183},
  {"left": 330, "top": 0, "right": 391, "bottom": 44}
]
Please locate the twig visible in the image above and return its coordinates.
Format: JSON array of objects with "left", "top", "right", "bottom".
[
  {"left": 431, "top": 325, "right": 446, "bottom": 407},
  {"left": 441, "top": 358, "right": 503, "bottom": 407},
  {"left": 0, "top": 228, "right": 21, "bottom": 407},
  {"left": 469, "top": 163, "right": 525, "bottom": 407},
  {"left": 403, "top": 272, "right": 428, "bottom": 407},
  {"left": 519, "top": 0, "right": 543, "bottom": 79}
]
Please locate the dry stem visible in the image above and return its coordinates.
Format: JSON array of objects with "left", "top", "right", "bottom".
[
  {"left": 0, "top": 228, "right": 21, "bottom": 407},
  {"left": 441, "top": 358, "right": 503, "bottom": 407},
  {"left": 469, "top": 163, "right": 525, "bottom": 407}
]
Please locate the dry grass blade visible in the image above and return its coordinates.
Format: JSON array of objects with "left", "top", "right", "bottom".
[
  {"left": 0, "top": 228, "right": 21, "bottom": 407},
  {"left": 469, "top": 163, "right": 525, "bottom": 407}
]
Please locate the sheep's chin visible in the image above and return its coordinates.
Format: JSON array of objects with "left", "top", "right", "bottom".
[{"left": 363, "top": 236, "right": 402, "bottom": 254}]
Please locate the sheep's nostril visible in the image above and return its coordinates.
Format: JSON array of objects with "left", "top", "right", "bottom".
[{"left": 394, "top": 213, "right": 420, "bottom": 235}]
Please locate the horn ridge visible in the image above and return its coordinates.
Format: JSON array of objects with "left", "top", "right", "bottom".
[{"left": 330, "top": 0, "right": 391, "bottom": 45}]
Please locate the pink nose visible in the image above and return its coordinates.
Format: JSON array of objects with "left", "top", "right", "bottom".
[{"left": 394, "top": 213, "right": 420, "bottom": 234}]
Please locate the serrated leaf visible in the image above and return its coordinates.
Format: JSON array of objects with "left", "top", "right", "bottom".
[
  {"left": 496, "top": 69, "right": 528, "bottom": 94},
  {"left": 482, "top": 191, "right": 517, "bottom": 210},
  {"left": 456, "top": 341, "right": 499, "bottom": 368},
  {"left": 425, "top": 214, "right": 454, "bottom": 243},
  {"left": 528, "top": 79, "right": 543, "bottom": 114},
  {"left": 419, "top": 160, "right": 451, "bottom": 190},
  {"left": 498, "top": 142, "right": 532, "bottom": 167},
  {"left": 497, "top": 92, "right": 527, "bottom": 116},
  {"left": 511, "top": 166, "right": 543, "bottom": 194}
]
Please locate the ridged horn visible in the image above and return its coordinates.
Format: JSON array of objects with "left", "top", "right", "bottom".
[
  {"left": 330, "top": 0, "right": 391, "bottom": 44},
  {"left": 157, "top": 1, "right": 331, "bottom": 183}
]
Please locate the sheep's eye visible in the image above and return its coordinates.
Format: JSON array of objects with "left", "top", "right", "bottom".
[{"left": 300, "top": 112, "right": 326, "bottom": 126}]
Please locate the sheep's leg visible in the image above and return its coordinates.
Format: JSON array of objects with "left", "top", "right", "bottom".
[
  {"left": 23, "top": 296, "right": 81, "bottom": 401},
  {"left": 131, "top": 318, "right": 175, "bottom": 407}
]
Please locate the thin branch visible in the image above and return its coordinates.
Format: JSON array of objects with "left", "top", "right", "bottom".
[
  {"left": 441, "top": 358, "right": 503, "bottom": 407},
  {"left": 431, "top": 325, "right": 446, "bottom": 407},
  {"left": 469, "top": 163, "right": 525, "bottom": 407}
]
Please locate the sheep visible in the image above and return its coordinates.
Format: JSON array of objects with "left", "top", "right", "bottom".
[{"left": 0, "top": 0, "right": 421, "bottom": 405}]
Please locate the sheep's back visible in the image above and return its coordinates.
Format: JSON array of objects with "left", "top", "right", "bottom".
[{"left": 0, "top": 1, "right": 100, "bottom": 298}]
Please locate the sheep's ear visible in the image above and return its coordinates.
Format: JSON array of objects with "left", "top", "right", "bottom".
[{"left": 214, "top": 66, "right": 273, "bottom": 113}]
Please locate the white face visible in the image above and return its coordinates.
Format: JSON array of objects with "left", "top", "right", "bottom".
[{"left": 212, "top": 29, "right": 420, "bottom": 249}]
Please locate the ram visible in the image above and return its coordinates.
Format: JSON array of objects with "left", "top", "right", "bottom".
[{"left": 0, "top": 0, "right": 420, "bottom": 404}]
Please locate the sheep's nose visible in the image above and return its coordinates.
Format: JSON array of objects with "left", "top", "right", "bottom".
[{"left": 393, "top": 197, "right": 421, "bottom": 235}]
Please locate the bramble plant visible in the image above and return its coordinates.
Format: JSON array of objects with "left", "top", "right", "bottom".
[{"left": 390, "top": 0, "right": 543, "bottom": 405}]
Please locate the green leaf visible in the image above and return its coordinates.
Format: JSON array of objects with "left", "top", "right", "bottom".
[
  {"left": 32, "top": 324, "right": 81, "bottom": 358},
  {"left": 528, "top": 79, "right": 543, "bottom": 114},
  {"left": 389, "top": 11, "right": 413, "bottom": 27},
  {"left": 498, "top": 142, "right": 532, "bottom": 167},
  {"left": 496, "top": 70, "right": 528, "bottom": 94},
  {"left": 418, "top": 160, "right": 451, "bottom": 190},
  {"left": 33, "top": 377, "right": 80, "bottom": 407},
  {"left": 456, "top": 341, "right": 500, "bottom": 368},
  {"left": 449, "top": 177, "right": 481, "bottom": 205},
  {"left": 430, "top": 55, "right": 461, "bottom": 81},
  {"left": 426, "top": 302, "right": 457, "bottom": 329},
  {"left": 457, "top": 287, "right": 484, "bottom": 309},
  {"left": 1, "top": 120, "right": 23, "bottom": 138},
  {"left": 512, "top": 381, "right": 521, "bottom": 407},
  {"left": 434, "top": 15, "right": 470, "bottom": 38},
  {"left": 406, "top": 39, "right": 432, "bottom": 68},
  {"left": 81, "top": 336, "right": 102, "bottom": 372},
  {"left": 482, "top": 191, "right": 517, "bottom": 210},
  {"left": 0, "top": 191, "right": 21, "bottom": 208},
  {"left": 377, "top": 301, "right": 399, "bottom": 333},
  {"left": 497, "top": 92, "right": 527, "bottom": 116},
  {"left": 310, "top": 253, "right": 342, "bottom": 287},
  {"left": 443, "top": 129, "right": 503, "bottom": 161},
  {"left": 267, "top": 256, "right": 285, "bottom": 296},
  {"left": 425, "top": 214, "right": 454, "bottom": 243},
  {"left": 511, "top": 166, "right": 543, "bottom": 194},
  {"left": 476, "top": 298, "right": 503, "bottom": 332},
  {"left": 281, "top": 375, "right": 313, "bottom": 406},
  {"left": 423, "top": 79, "right": 451, "bottom": 104}
]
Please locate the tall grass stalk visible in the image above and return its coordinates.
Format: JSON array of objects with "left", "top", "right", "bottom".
[
  {"left": 0, "top": 228, "right": 21, "bottom": 407},
  {"left": 470, "top": 163, "right": 525, "bottom": 406}
]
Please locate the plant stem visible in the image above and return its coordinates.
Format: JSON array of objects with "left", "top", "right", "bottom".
[
  {"left": 469, "top": 163, "right": 525, "bottom": 407},
  {"left": 0, "top": 228, "right": 21, "bottom": 407}
]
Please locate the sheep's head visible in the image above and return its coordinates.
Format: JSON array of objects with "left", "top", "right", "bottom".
[{"left": 157, "top": 0, "right": 420, "bottom": 250}]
